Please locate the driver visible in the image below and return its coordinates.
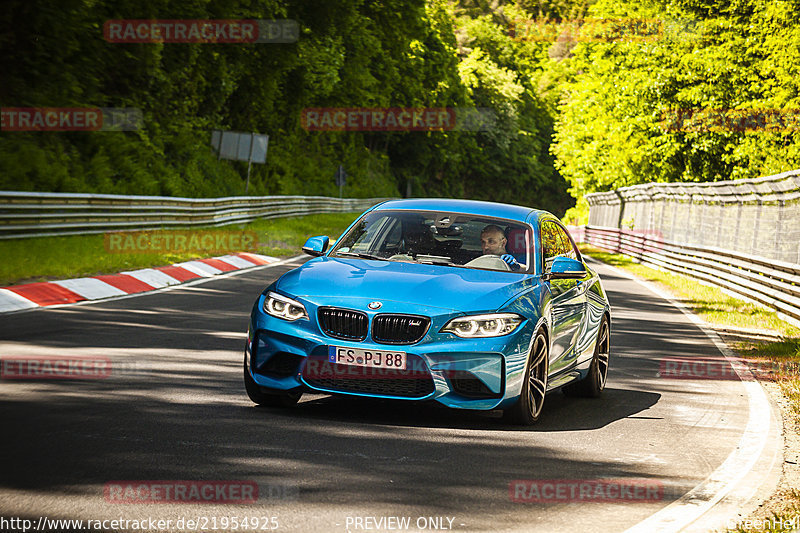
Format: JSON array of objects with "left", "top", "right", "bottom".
[{"left": 480, "top": 225, "right": 521, "bottom": 270}]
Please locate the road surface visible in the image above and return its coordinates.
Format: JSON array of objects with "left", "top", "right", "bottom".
[{"left": 0, "top": 257, "right": 782, "bottom": 532}]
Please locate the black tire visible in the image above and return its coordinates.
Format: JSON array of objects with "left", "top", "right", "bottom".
[
  {"left": 243, "top": 357, "right": 302, "bottom": 407},
  {"left": 503, "top": 330, "right": 549, "bottom": 425},
  {"left": 563, "top": 315, "right": 610, "bottom": 398}
]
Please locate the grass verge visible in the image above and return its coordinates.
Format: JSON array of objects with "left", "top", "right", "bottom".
[
  {"left": 579, "top": 243, "right": 800, "bottom": 532},
  {"left": 1, "top": 212, "right": 360, "bottom": 286}
]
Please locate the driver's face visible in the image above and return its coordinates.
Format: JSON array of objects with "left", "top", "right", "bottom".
[{"left": 481, "top": 231, "right": 506, "bottom": 255}]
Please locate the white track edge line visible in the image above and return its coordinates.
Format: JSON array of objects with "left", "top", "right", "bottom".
[{"left": 586, "top": 258, "right": 775, "bottom": 533}]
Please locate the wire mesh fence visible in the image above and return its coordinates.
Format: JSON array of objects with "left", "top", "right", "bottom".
[
  {"left": 585, "top": 169, "right": 800, "bottom": 264},
  {"left": 581, "top": 169, "right": 800, "bottom": 325}
]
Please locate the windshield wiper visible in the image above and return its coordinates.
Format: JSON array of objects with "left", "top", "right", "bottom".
[
  {"left": 335, "top": 251, "right": 386, "bottom": 261},
  {"left": 415, "top": 254, "right": 453, "bottom": 265}
]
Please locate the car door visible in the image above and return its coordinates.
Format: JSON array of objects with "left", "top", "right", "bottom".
[{"left": 541, "top": 220, "right": 587, "bottom": 375}]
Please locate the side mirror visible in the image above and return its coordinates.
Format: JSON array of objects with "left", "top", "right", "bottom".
[
  {"left": 546, "top": 256, "right": 586, "bottom": 280},
  {"left": 302, "top": 236, "right": 330, "bottom": 257}
]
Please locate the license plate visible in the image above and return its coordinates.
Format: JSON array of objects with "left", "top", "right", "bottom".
[{"left": 328, "top": 346, "right": 407, "bottom": 370}]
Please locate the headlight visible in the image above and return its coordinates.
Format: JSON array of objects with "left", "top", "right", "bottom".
[
  {"left": 441, "top": 313, "right": 524, "bottom": 338},
  {"left": 263, "top": 291, "right": 308, "bottom": 321}
]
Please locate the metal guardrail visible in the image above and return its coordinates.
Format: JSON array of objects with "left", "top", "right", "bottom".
[
  {"left": 0, "top": 191, "right": 393, "bottom": 239},
  {"left": 577, "top": 226, "right": 800, "bottom": 324},
  {"left": 585, "top": 169, "right": 800, "bottom": 263},
  {"left": 577, "top": 169, "right": 800, "bottom": 326}
]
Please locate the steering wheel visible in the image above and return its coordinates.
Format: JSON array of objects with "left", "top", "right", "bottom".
[{"left": 464, "top": 254, "right": 511, "bottom": 271}]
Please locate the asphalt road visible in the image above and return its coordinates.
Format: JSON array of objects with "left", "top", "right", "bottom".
[{"left": 0, "top": 257, "right": 782, "bottom": 533}]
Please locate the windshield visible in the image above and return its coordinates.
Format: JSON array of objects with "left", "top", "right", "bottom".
[{"left": 330, "top": 210, "right": 532, "bottom": 272}]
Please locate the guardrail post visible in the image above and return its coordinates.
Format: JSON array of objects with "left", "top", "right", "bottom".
[
  {"left": 696, "top": 198, "right": 705, "bottom": 246},
  {"left": 650, "top": 200, "right": 657, "bottom": 238},
  {"left": 797, "top": 230, "right": 800, "bottom": 265},
  {"left": 751, "top": 199, "right": 762, "bottom": 253},
  {"left": 734, "top": 200, "right": 743, "bottom": 252},
  {"left": 614, "top": 190, "right": 625, "bottom": 229},
  {"left": 671, "top": 200, "right": 678, "bottom": 243},
  {"left": 775, "top": 199, "right": 784, "bottom": 260}
]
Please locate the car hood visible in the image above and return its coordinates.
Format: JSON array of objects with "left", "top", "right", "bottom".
[{"left": 276, "top": 256, "right": 534, "bottom": 312}]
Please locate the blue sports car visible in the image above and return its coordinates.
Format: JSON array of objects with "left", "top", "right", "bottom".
[{"left": 244, "top": 199, "right": 611, "bottom": 424}]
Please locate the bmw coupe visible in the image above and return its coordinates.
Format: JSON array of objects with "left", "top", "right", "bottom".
[{"left": 244, "top": 199, "right": 611, "bottom": 425}]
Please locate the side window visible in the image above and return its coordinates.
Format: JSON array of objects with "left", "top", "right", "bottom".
[
  {"left": 540, "top": 221, "right": 561, "bottom": 270},
  {"left": 554, "top": 225, "right": 577, "bottom": 260}
]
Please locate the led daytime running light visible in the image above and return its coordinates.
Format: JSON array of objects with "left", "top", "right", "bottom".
[
  {"left": 263, "top": 291, "right": 308, "bottom": 321},
  {"left": 441, "top": 313, "right": 523, "bottom": 338}
]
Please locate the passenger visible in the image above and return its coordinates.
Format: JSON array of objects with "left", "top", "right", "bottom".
[{"left": 480, "top": 224, "right": 521, "bottom": 270}]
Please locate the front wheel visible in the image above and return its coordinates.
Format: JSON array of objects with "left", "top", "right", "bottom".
[
  {"left": 503, "top": 330, "right": 549, "bottom": 425},
  {"left": 243, "top": 357, "right": 302, "bottom": 407}
]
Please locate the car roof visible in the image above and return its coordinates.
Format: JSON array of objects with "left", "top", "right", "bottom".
[{"left": 374, "top": 198, "right": 550, "bottom": 224}]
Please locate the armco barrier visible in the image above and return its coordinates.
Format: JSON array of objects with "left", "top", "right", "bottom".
[
  {"left": 0, "top": 192, "right": 393, "bottom": 239},
  {"left": 579, "top": 170, "right": 800, "bottom": 325},
  {"left": 584, "top": 169, "right": 800, "bottom": 264},
  {"left": 573, "top": 225, "right": 800, "bottom": 325}
]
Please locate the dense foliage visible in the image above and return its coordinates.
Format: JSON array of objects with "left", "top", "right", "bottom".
[
  {"left": 0, "top": 0, "right": 571, "bottom": 214},
  {"left": 2, "top": 0, "right": 798, "bottom": 219},
  {"left": 551, "top": 0, "right": 800, "bottom": 220}
]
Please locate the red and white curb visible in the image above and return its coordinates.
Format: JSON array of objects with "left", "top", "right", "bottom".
[{"left": 0, "top": 252, "right": 279, "bottom": 314}]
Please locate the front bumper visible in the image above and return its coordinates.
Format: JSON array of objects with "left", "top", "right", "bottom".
[{"left": 245, "top": 295, "right": 534, "bottom": 410}]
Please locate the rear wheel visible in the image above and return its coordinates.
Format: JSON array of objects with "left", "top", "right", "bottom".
[
  {"left": 563, "top": 316, "right": 609, "bottom": 398},
  {"left": 503, "top": 330, "right": 548, "bottom": 425},
  {"left": 244, "top": 356, "right": 302, "bottom": 407}
]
